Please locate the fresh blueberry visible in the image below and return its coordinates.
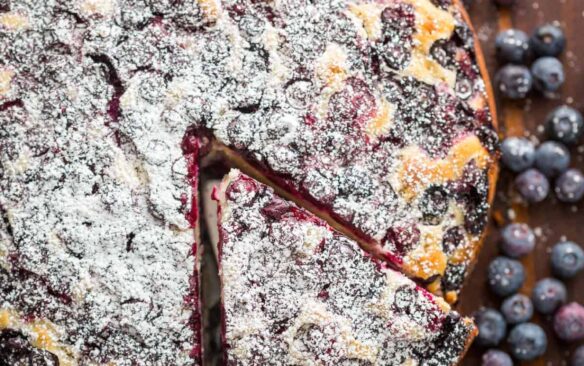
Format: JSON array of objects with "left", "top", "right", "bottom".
[
  {"left": 496, "top": 29, "right": 530, "bottom": 64},
  {"left": 507, "top": 323, "right": 547, "bottom": 361},
  {"left": 530, "top": 23, "right": 566, "bottom": 57},
  {"left": 515, "top": 169, "right": 550, "bottom": 203},
  {"left": 500, "top": 137, "right": 535, "bottom": 172},
  {"left": 500, "top": 223, "right": 536, "bottom": 258},
  {"left": 534, "top": 141, "right": 570, "bottom": 177},
  {"left": 495, "top": 65, "right": 533, "bottom": 99},
  {"left": 531, "top": 57, "right": 565, "bottom": 93},
  {"left": 488, "top": 256, "right": 525, "bottom": 297},
  {"left": 551, "top": 241, "right": 584, "bottom": 279},
  {"left": 531, "top": 278, "right": 567, "bottom": 314},
  {"left": 474, "top": 308, "right": 507, "bottom": 347},
  {"left": 501, "top": 294, "right": 534, "bottom": 324},
  {"left": 545, "top": 105, "right": 584, "bottom": 145},
  {"left": 555, "top": 169, "right": 584, "bottom": 203},
  {"left": 572, "top": 345, "right": 584, "bottom": 366},
  {"left": 482, "top": 349, "right": 513, "bottom": 366},
  {"left": 554, "top": 303, "right": 584, "bottom": 342}
]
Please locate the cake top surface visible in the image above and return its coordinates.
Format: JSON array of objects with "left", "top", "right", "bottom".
[
  {"left": 0, "top": 0, "right": 492, "bottom": 363},
  {"left": 217, "top": 169, "right": 476, "bottom": 366}
]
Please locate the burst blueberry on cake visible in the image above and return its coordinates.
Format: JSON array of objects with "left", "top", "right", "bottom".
[
  {"left": 0, "top": 0, "right": 495, "bottom": 363},
  {"left": 215, "top": 170, "right": 477, "bottom": 365}
]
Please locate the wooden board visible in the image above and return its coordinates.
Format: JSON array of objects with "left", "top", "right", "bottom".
[{"left": 460, "top": 0, "right": 584, "bottom": 364}]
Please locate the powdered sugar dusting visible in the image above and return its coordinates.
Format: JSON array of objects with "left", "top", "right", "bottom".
[{"left": 217, "top": 170, "right": 475, "bottom": 365}]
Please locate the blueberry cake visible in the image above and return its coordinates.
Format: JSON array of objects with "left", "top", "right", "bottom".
[
  {"left": 0, "top": 0, "right": 495, "bottom": 364},
  {"left": 216, "top": 170, "right": 477, "bottom": 365}
]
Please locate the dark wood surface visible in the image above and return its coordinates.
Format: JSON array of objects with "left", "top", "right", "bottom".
[{"left": 460, "top": 0, "right": 584, "bottom": 364}]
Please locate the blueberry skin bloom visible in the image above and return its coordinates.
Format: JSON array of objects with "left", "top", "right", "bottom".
[
  {"left": 515, "top": 169, "right": 550, "bottom": 203},
  {"left": 474, "top": 308, "right": 507, "bottom": 347},
  {"left": 501, "top": 294, "right": 534, "bottom": 324},
  {"left": 482, "top": 349, "right": 513, "bottom": 366},
  {"left": 532, "top": 278, "right": 567, "bottom": 314},
  {"left": 507, "top": 323, "right": 548, "bottom": 361},
  {"left": 495, "top": 65, "right": 533, "bottom": 99},
  {"left": 530, "top": 23, "right": 566, "bottom": 57},
  {"left": 488, "top": 256, "right": 525, "bottom": 297},
  {"left": 545, "top": 105, "right": 584, "bottom": 145},
  {"left": 534, "top": 141, "right": 570, "bottom": 177},
  {"left": 555, "top": 169, "right": 584, "bottom": 203},
  {"left": 496, "top": 29, "right": 530, "bottom": 64},
  {"left": 531, "top": 57, "right": 565, "bottom": 93},
  {"left": 554, "top": 303, "right": 584, "bottom": 342},
  {"left": 500, "top": 137, "right": 535, "bottom": 173},
  {"left": 500, "top": 223, "right": 536, "bottom": 258},
  {"left": 551, "top": 241, "right": 584, "bottom": 279}
]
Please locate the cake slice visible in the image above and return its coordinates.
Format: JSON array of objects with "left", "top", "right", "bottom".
[{"left": 215, "top": 170, "right": 477, "bottom": 365}]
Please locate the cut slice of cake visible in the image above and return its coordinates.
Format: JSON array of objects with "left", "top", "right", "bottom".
[{"left": 215, "top": 170, "right": 477, "bottom": 365}]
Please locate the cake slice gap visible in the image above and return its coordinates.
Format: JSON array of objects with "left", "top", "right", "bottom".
[{"left": 213, "top": 169, "right": 477, "bottom": 365}]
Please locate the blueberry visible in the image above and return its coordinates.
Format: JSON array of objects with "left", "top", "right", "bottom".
[
  {"left": 572, "top": 345, "right": 584, "bottom": 366},
  {"left": 554, "top": 303, "right": 584, "bottom": 342},
  {"left": 488, "top": 256, "right": 525, "bottom": 297},
  {"left": 474, "top": 308, "right": 507, "bottom": 347},
  {"left": 515, "top": 169, "right": 550, "bottom": 203},
  {"left": 500, "top": 223, "right": 536, "bottom": 258},
  {"left": 531, "top": 278, "right": 567, "bottom": 314},
  {"left": 482, "top": 349, "right": 513, "bottom": 366},
  {"left": 496, "top": 29, "right": 530, "bottom": 64},
  {"left": 507, "top": 323, "right": 547, "bottom": 361},
  {"left": 531, "top": 57, "right": 565, "bottom": 93},
  {"left": 419, "top": 186, "right": 449, "bottom": 225},
  {"left": 495, "top": 65, "right": 533, "bottom": 99},
  {"left": 530, "top": 23, "right": 566, "bottom": 57},
  {"left": 551, "top": 241, "right": 584, "bottom": 279},
  {"left": 534, "top": 141, "right": 570, "bottom": 177},
  {"left": 500, "top": 137, "right": 535, "bottom": 172},
  {"left": 555, "top": 169, "right": 584, "bottom": 203},
  {"left": 501, "top": 294, "right": 534, "bottom": 324},
  {"left": 545, "top": 105, "right": 584, "bottom": 145}
]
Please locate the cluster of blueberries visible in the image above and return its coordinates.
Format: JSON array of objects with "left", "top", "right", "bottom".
[
  {"left": 476, "top": 223, "right": 584, "bottom": 365},
  {"left": 500, "top": 105, "right": 584, "bottom": 204},
  {"left": 495, "top": 23, "right": 566, "bottom": 99}
]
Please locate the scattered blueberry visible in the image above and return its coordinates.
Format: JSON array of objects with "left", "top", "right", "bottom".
[
  {"left": 572, "top": 345, "right": 584, "bottom": 366},
  {"left": 534, "top": 141, "right": 570, "bottom": 177},
  {"left": 515, "top": 169, "right": 550, "bottom": 203},
  {"left": 545, "top": 105, "right": 584, "bottom": 145},
  {"left": 531, "top": 278, "right": 567, "bottom": 314},
  {"left": 482, "top": 349, "right": 513, "bottom": 366},
  {"left": 551, "top": 241, "right": 584, "bottom": 279},
  {"left": 555, "top": 169, "right": 584, "bottom": 203},
  {"left": 531, "top": 57, "right": 565, "bottom": 93},
  {"left": 496, "top": 29, "right": 530, "bottom": 64},
  {"left": 495, "top": 65, "right": 533, "bottom": 99},
  {"left": 530, "top": 23, "right": 566, "bottom": 57},
  {"left": 474, "top": 308, "right": 507, "bottom": 347},
  {"left": 501, "top": 294, "right": 534, "bottom": 324},
  {"left": 500, "top": 223, "right": 536, "bottom": 258},
  {"left": 500, "top": 137, "right": 535, "bottom": 172},
  {"left": 488, "top": 256, "right": 525, "bottom": 297},
  {"left": 554, "top": 303, "right": 584, "bottom": 342},
  {"left": 507, "top": 323, "right": 548, "bottom": 361}
]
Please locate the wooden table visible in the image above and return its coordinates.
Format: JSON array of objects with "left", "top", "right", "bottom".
[{"left": 460, "top": 0, "right": 584, "bottom": 364}]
